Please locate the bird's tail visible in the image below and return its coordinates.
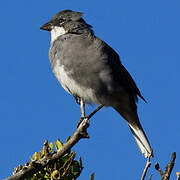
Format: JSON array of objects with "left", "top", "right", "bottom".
[{"left": 114, "top": 107, "right": 153, "bottom": 158}]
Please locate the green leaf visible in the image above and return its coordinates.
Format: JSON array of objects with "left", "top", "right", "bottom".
[
  {"left": 31, "top": 175, "right": 38, "bottom": 180},
  {"left": 14, "top": 167, "right": 17, "bottom": 173},
  {"left": 62, "top": 154, "right": 71, "bottom": 167},
  {"left": 17, "top": 164, "right": 23, "bottom": 172},
  {"left": 49, "top": 142, "right": 54, "bottom": 152},
  {"left": 33, "top": 152, "right": 40, "bottom": 160},
  {"left": 44, "top": 172, "right": 50, "bottom": 179},
  {"left": 55, "top": 139, "right": 63, "bottom": 150},
  {"left": 29, "top": 156, "right": 33, "bottom": 161},
  {"left": 71, "top": 161, "right": 80, "bottom": 176},
  {"left": 65, "top": 136, "right": 71, "bottom": 142},
  {"left": 51, "top": 170, "right": 60, "bottom": 179},
  {"left": 39, "top": 150, "right": 45, "bottom": 158}
]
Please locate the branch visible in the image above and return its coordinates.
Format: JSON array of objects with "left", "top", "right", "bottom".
[
  {"left": 149, "top": 174, "right": 152, "bottom": 180},
  {"left": 5, "top": 118, "right": 91, "bottom": 180},
  {"left": 155, "top": 152, "right": 176, "bottom": 180},
  {"left": 141, "top": 156, "right": 151, "bottom": 180},
  {"left": 87, "top": 105, "right": 104, "bottom": 119}
]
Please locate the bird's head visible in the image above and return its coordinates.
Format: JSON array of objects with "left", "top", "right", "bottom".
[
  {"left": 40, "top": 10, "right": 93, "bottom": 43},
  {"left": 40, "top": 10, "right": 84, "bottom": 31}
]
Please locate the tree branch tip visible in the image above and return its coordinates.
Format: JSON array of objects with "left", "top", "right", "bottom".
[
  {"left": 43, "top": 139, "right": 50, "bottom": 157},
  {"left": 155, "top": 162, "right": 160, "bottom": 170},
  {"left": 149, "top": 174, "right": 152, "bottom": 180},
  {"left": 171, "top": 152, "right": 176, "bottom": 160},
  {"left": 43, "top": 140, "right": 48, "bottom": 145}
]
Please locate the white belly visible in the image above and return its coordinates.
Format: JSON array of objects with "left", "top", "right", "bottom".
[{"left": 53, "top": 63, "right": 98, "bottom": 103}]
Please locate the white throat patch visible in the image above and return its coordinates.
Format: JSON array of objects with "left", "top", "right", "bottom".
[{"left": 50, "top": 26, "right": 66, "bottom": 43}]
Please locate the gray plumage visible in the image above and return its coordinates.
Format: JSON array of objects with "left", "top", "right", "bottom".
[{"left": 41, "top": 10, "right": 153, "bottom": 158}]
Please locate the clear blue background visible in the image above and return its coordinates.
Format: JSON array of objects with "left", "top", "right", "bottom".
[{"left": 0, "top": 0, "right": 180, "bottom": 179}]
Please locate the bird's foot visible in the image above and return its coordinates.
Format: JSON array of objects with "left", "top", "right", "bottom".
[
  {"left": 77, "top": 117, "right": 90, "bottom": 138},
  {"left": 77, "top": 116, "right": 87, "bottom": 128}
]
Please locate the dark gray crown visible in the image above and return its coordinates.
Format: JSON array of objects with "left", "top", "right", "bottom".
[{"left": 51, "top": 10, "right": 83, "bottom": 22}]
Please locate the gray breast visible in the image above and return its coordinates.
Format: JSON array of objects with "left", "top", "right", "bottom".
[{"left": 49, "top": 33, "right": 122, "bottom": 105}]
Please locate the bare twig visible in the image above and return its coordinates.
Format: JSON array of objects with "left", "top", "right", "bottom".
[
  {"left": 155, "top": 152, "right": 176, "bottom": 180},
  {"left": 87, "top": 105, "right": 104, "bottom": 119},
  {"left": 5, "top": 117, "right": 93, "bottom": 180},
  {"left": 43, "top": 140, "right": 50, "bottom": 157},
  {"left": 141, "top": 156, "right": 151, "bottom": 180},
  {"left": 155, "top": 163, "right": 163, "bottom": 177},
  {"left": 90, "top": 173, "right": 95, "bottom": 180},
  {"left": 61, "top": 151, "right": 76, "bottom": 177},
  {"left": 163, "top": 152, "right": 176, "bottom": 180},
  {"left": 149, "top": 174, "right": 152, "bottom": 180}
]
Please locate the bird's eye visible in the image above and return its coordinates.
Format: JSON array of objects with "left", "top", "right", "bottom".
[
  {"left": 58, "top": 19, "right": 65, "bottom": 24},
  {"left": 51, "top": 19, "right": 64, "bottom": 26}
]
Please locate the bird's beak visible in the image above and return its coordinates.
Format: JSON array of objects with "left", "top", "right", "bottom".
[{"left": 40, "top": 22, "right": 52, "bottom": 31}]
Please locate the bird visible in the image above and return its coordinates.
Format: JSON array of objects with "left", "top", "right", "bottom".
[{"left": 40, "top": 10, "right": 153, "bottom": 158}]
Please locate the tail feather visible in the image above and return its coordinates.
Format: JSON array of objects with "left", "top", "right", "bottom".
[
  {"left": 114, "top": 107, "right": 153, "bottom": 158},
  {"left": 127, "top": 123, "right": 153, "bottom": 158}
]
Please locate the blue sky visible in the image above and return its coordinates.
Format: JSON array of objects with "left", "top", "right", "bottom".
[{"left": 0, "top": 0, "right": 180, "bottom": 179}]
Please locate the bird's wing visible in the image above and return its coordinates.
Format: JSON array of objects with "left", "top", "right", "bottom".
[{"left": 98, "top": 38, "right": 146, "bottom": 103}]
